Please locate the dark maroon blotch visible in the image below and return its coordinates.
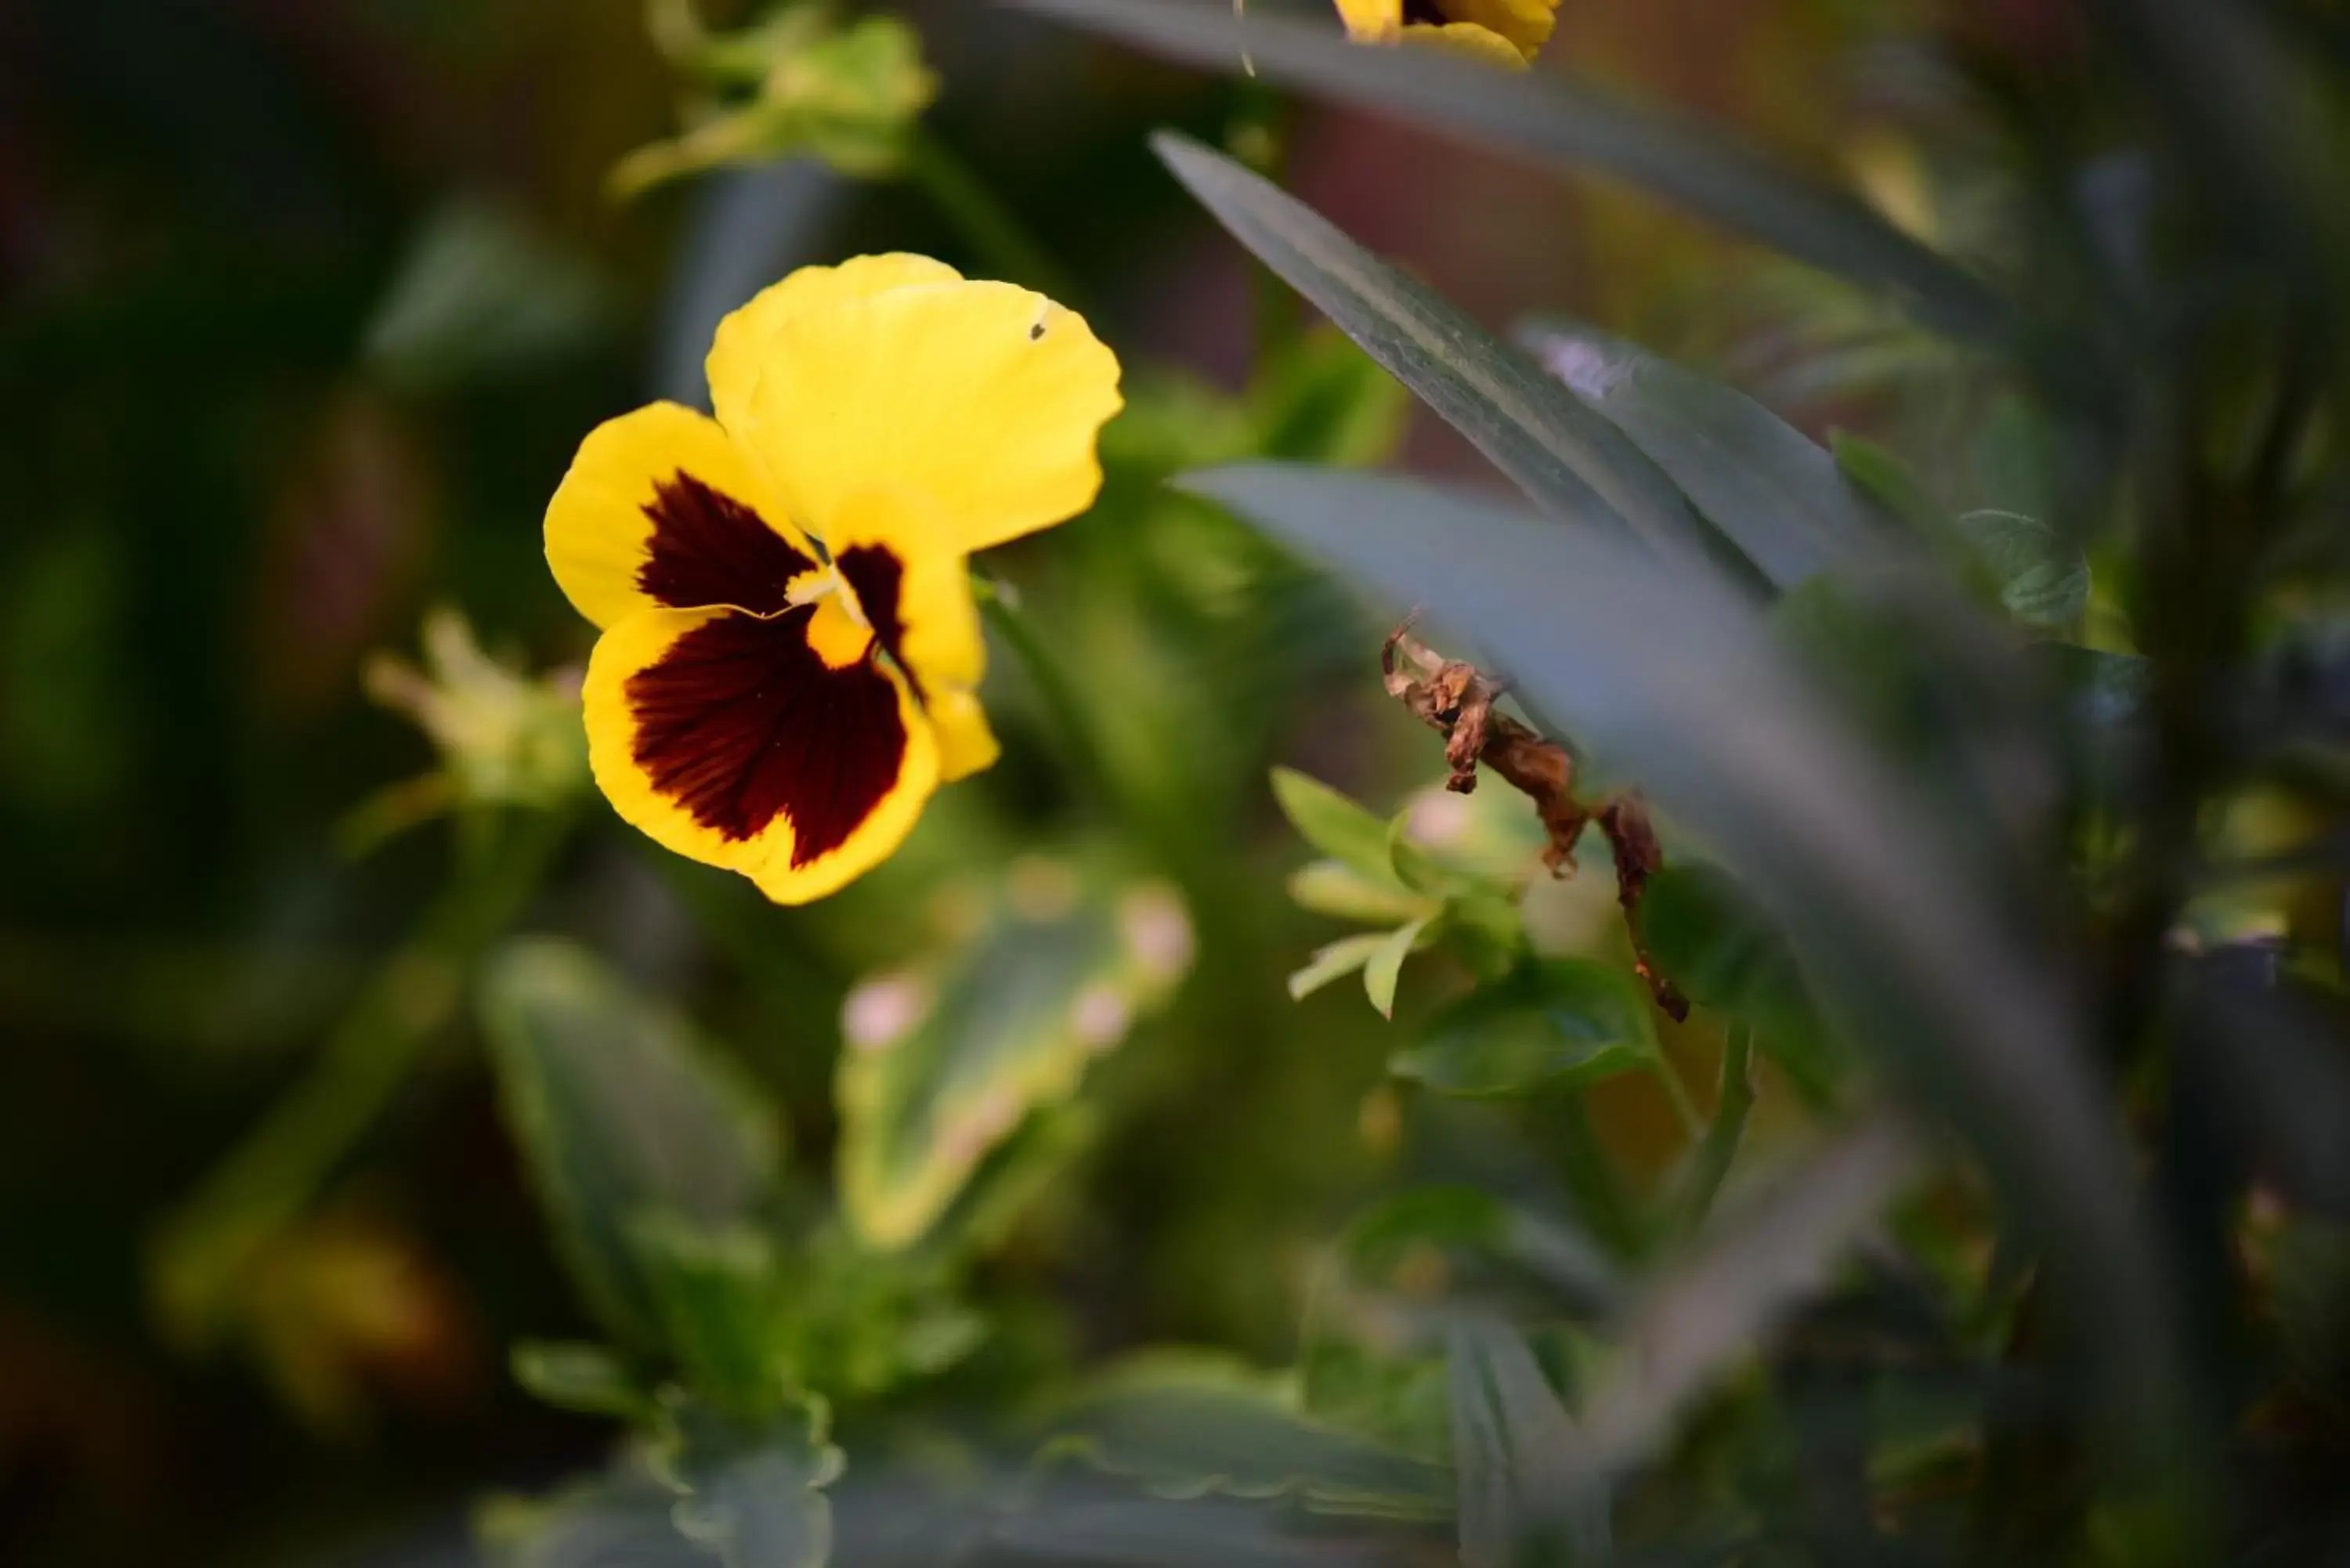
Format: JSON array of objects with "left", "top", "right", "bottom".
[
  {"left": 626, "top": 606, "right": 906, "bottom": 865},
  {"left": 833, "top": 543, "right": 917, "bottom": 695},
  {"left": 638, "top": 471, "right": 816, "bottom": 616}
]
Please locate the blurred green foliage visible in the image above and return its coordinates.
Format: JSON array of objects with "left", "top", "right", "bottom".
[{"left": 9, "top": 2, "right": 2350, "bottom": 1568}]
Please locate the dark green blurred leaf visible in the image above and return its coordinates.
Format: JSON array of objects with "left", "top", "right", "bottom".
[
  {"left": 1153, "top": 132, "right": 1720, "bottom": 565},
  {"left": 627, "top": 1216, "right": 788, "bottom": 1411},
  {"left": 1334, "top": 1186, "right": 1623, "bottom": 1321},
  {"left": 1394, "top": 959, "right": 1653, "bottom": 1097},
  {"left": 512, "top": 1341, "right": 649, "bottom": 1420},
  {"left": 1183, "top": 462, "right": 2182, "bottom": 1454},
  {"left": 1957, "top": 510, "right": 2089, "bottom": 630},
  {"left": 1008, "top": 0, "right": 2011, "bottom": 341},
  {"left": 479, "top": 939, "right": 783, "bottom": 1351},
  {"left": 653, "top": 1393, "right": 844, "bottom": 1568},
  {"left": 1641, "top": 863, "right": 1842, "bottom": 1101},
  {"left": 363, "top": 200, "right": 609, "bottom": 391},
  {"left": 478, "top": 1462, "right": 715, "bottom": 1568},
  {"left": 1830, "top": 431, "right": 1945, "bottom": 537},
  {"left": 1519, "top": 316, "right": 1887, "bottom": 588},
  {"left": 1581, "top": 1111, "right": 1920, "bottom": 1472},
  {"left": 1448, "top": 1317, "right": 1608, "bottom": 1568},
  {"left": 1043, "top": 1353, "right": 1449, "bottom": 1514}
]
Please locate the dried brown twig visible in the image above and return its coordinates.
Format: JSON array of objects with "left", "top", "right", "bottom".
[{"left": 1382, "top": 619, "right": 1688, "bottom": 1021}]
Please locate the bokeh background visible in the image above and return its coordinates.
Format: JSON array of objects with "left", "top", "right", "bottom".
[{"left": 2, "top": 3, "right": 2067, "bottom": 1565}]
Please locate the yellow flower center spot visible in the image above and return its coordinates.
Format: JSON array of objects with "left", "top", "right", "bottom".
[{"left": 803, "top": 592, "right": 875, "bottom": 669}]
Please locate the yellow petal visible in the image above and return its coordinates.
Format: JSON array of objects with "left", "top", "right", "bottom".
[
  {"left": 924, "top": 685, "right": 1001, "bottom": 784},
  {"left": 544, "top": 403, "right": 820, "bottom": 630},
  {"left": 706, "top": 253, "right": 964, "bottom": 443},
  {"left": 1431, "top": 0, "right": 1556, "bottom": 57},
  {"left": 1399, "top": 20, "right": 1535, "bottom": 66},
  {"left": 1332, "top": 0, "right": 1401, "bottom": 41},
  {"left": 582, "top": 603, "right": 938, "bottom": 905},
  {"left": 742, "top": 280, "right": 1123, "bottom": 554},
  {"left": 826, "top": 486, "right": 999, "bottom": 785},
  {"left": 826, "top": 486, "right": 985, "bottom": 695}
]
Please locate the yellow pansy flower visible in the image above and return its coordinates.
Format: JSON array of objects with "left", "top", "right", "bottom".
[
  {"left": 1332, "top": 0, "right": 1560, "bottom": 67},
  {"left": 544, "top": 255, "right": 1122, "bottom": 903}
]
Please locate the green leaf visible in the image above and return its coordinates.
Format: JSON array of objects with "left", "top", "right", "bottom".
[
  {"left": 511, "top": 1341, "right": 649, "bottom": 1420},
  {"left": 476, "top": 1462, "right": 714, "bottom": 1568},
  {"left": 1182, "top": 461, "right": 2183, "bottom": 1454},
  {"left": 1270, "top": 768, "right": 1407, "bottom": 887},
  {"left": 1640, "top": 863, "right": 1842, "bottom": 1101},
  {"left": 1288, "top": 932, "right": 1390, "bottom": 1002},
  {"left": 1007, "top": 0, "right": 2010, "bottom": 342},
  {"left": 837, "top": 867, "right": 1189, "bottom": 1251},
  {"left": 363, "top": 200, "right": 609, "bottom": 391},
  {"left": 1363, "top": 915, "right": 1437, "bottom": 1020},
  {"left": 1287, "top": 859, "right": 1436, "bottom": 925},
  {"left": 1155, "top": 132, "right": 1723, "bottom": 567},
  {"left": 1519, "top": 316, "right": 1888, "bottom": 589},
  {"left": 1957, "top": 509, "right": 2091, "bottom": 630},
  {"left": 1448, "top": 1318, "right": 1609, "bottom": 1568},
  {"left": 652, "top": 1393, "right": 844, "bottom": 1568},
  {"left": 1043, "top": 1352, "right": 1449, "bottom": 1515},
  {"left": 1247, "top": 325, "right": 1412, "bottom": 467},
  {"left": 1580, "top": 1111, "right": 1919, "bottom": 1474},
  {"left": 625, "top": 1216, "right": 786, "bottom": 1411},
  {"left": 1383, "top": 810, "right": 1450, "bottom": 896},
  {"left": 1829, "top": 431, "right": 1946, "bottom": 536},
  {"left": 1394, "top": 959, "right": 1654, "bottom": 1097},
  {"left": 479, "top": 940, "right": 783, "bottom": 1351},
  {"left": 1332, "top": 1185, "right": 1623, "bottom": 1321}
]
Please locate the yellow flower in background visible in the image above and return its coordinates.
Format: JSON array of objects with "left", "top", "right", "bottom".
[
  {"left": 544, "top": 255, "right": 1122, "bottom": 903},
  {"left": 1333, "top": 0, "right": 1560, "bottom": 67}
]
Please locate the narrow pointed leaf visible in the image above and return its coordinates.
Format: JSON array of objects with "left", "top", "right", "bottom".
[
  {"left": 1362, "top": 916, "right": 1434, "bottom": 1020},
  {"left": 1581, "top": 1111, "right": 1919, "bottom": 1472},
  {"left": 1520, "top": 316, "right": 1888, "bottom": 587},
  {"left": 1289, "top": 932, "right": 1390, "bottom": 1003},
  {"left": 1180, "top": 461, "right": 2182, "bottom": 1460},
  {"left": 1155, "top": 132, "right": 1728, "bottom": 569},
  {"left": 1448, "top": 1318, "right": 1609, "bottom": 1568},
  {"left": 1004, "top": 0, "right": 2010, "bottom": 341}
]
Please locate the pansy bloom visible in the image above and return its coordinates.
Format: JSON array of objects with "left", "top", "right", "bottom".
[
  {"left": 1333, "top": 0, "right": 1561, "bottom": 66},
  {"left": 544, "top": 255, "right": 1121, "bottom": 902}
]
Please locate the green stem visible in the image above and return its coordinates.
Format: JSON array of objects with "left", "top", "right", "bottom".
[
  {"left": 1672, "top": 1028, "right": 1757, "bottom": 1232},
  {"left": 152, "top": 806, "right": 575, "bottom": 1341},
  {"left": 906, "top": 132, "right": 1079, "bottom": 304}
]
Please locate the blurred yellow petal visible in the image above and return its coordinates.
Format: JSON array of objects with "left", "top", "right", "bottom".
[
  {"left": 743, "top": 279, "right": 1123, "bottom": 553},
  {"left": 707, "top": 254, "right": 964, "bottom": 441},
  {"left": 544, "top": 402, "right": 819, "bottom": 629},
  {"left": 1434, "top": 0, "right": 1555, "bottom": 57},
  {"left": 1333, "top": 0, "right": 1401, "bottom": 40},
  {"left": 1399, "top": 21, "right": 1534, "bottom": 66},
  {"left": 582, "top": 602, "right": 938, "bottom": 905},
  {"left": 924, "top": 685, "right": 1001, "bottom": 784}
]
